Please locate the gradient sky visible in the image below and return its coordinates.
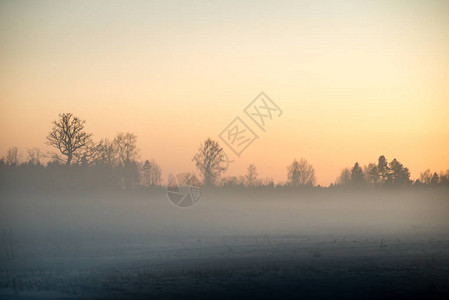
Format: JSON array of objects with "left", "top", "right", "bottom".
[{"left": 1, "top": 0, "right": 448, "bottom": 185}]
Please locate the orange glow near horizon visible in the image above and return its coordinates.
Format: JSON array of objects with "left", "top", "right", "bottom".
[{"left": 1, "top": 1, "right": 448, "bottom": 186}]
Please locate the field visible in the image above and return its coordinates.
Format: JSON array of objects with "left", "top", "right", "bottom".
[{"left": 1, "top": 188, "right": 449, "bottom": 299}]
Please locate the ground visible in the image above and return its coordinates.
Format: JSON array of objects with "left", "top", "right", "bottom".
[{"left": 1, "top": 188, "right": 449, "bottom": 299}]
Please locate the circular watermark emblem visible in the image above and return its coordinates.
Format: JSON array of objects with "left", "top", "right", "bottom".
[
  {"left": 222, "top": 152, "right": 235, "bottom": 172},
  {"left": 167, "top": 173, "right": 203, "bottom": 208}
]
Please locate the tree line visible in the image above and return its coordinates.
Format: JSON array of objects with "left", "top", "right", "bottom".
[
  {"left": 335, "top": 156, "right": 449, "bottom": 187},
  {"left": 1, "top": 113, "right": 448, "bottom": 191},
  {"left": 1, "top": 113, "right": 161, "bottom": 190}
]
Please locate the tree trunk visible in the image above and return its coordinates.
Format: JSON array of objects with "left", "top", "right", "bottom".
[{"left": 66, "top": 154, "right": 72, "bottom": 166}]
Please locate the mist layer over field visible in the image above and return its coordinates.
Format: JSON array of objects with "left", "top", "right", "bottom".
[
  {"left": 2, "top": 188, "right": 448, "bottom": 239},
  {"left": 1, "top": 188, "right": 449, "bottom": 299}
]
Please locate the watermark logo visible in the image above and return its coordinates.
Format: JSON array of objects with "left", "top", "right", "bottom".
[
  {"left": 222, "top": 152, "right": 235, "bottom": 172},
  {"left": 244, "top": 92, "right": 283, "bottom": 131},
  {"left": 219, "top": 117, "right": 258, "bottom": 157},
  {"left": 219, "top": 92, "right": 282, "bottom": 162},
  {"left": 167, "top": 173, "right": 203, "bottom": 208}
]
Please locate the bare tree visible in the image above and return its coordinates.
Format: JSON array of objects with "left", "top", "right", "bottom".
[
  {"left": 109, "top": 133, "right": 140, "bottom": 190},
  {"left": 142, "top": 159, "right": 162, "bottom": 186},
  {"left": 221, "top": 176, "right": 240, "bottom": 187},
  {"left": 336, "top": 168, "right": 351, "bottom": 186},
  {"left": 95, "top": 138, "right": 118, "bottom": 166},
  {"left": 45, "top": 152, "right": 64, "bottom": 165},
  {"left": 420, "top": 169, "right": 432, "bottom": 185},
  {"left": 192, "top": 138, "right": 226, "bottom": 186},
  {"left": 439, "top": 170, "right": 449, "bottom": 185},
  {"left": 46, "top": 113, "right": 92, "bottom": 166},
  {"left": 6, "top": 147, "right": 21, "bottom": 166},
  {"left": 26, "top": 148, "right": 42, "bottom": 166},
  {"left": 245, "top": 164, "right": 258, "bottom": 187},
  {"left": 364, "top": 163, "right": 378, "bottom": 186},
  {"left": 114, "top": 132, "right": 139, "bottom": 165},
  {"left": 73, "top": 140, "right": 104, "bottom": 166},
  {"left": 261, "top": 177, "right": 275, "bottom": 187},
  {"left": 287, "top": 158, "right": 316, "bottom": 186}
]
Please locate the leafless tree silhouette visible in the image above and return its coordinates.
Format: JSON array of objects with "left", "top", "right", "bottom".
[
  {"left": 193, "top": 138, "right": 226, "bottom": 186},
  {"left": 287, "top": 158, "right": 316, "bottom": 186},
  {"left": 113, "top": 132, "right": 139, "bottom": 165},
  {"left": 6, "top": 147, "right": 21, "bottom": 166},
  {"left": 420, "top": 169, "right": 432, "bottom": 184},
  {"left": 46, "top": 113, "right": 92, "bottom": 166},
  {"left": 73, "top": 140, "right": 103, "bottom": 166},
  {"left": 95, "top": 138, "right": 118, "bottom": 166},
  {"left": 245, "top": 164, "right": 258, "bottom": 187},
  {"left": 337, "top": 168, "right": 351, "bottom": 186},
  {"left": 143, "top": 159, "right": 162, "bottom": 186},
  {"left": 26, "top": 148, "right": 42, "bottom": 166}
]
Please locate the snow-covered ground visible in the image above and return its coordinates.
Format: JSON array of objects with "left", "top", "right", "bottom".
[{"left": 1, "top": 188, "right": 449, "bottom": 299}]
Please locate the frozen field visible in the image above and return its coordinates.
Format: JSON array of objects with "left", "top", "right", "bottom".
[{"left": 1, "top": 188, "right": 449, "bottom": 299}]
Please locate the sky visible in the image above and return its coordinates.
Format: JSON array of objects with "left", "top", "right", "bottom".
[{"left": 0, "top": 0, "right": 448, "bottom": 186}]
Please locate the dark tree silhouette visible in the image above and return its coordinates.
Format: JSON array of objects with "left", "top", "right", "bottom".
[
  {"left": 431, "top": 172, "right": 439, "bottom": 185},
  {"left": 221, "top": 176, "right": 241, "bottom": 187},
  {"left": 420, "top": 169, "right": 432, "bottom": 184},
  {"left": 95, "top": 138, "right": 117, "bottom": 166},
  {"left": 192, "top": 138, "right": 226, "bottom": 186},
  {"left": 121, "top": 160, "right": 140, "bottom": 190},
  {"left": 287, "top": 158, "right": 316, "bottom": 186},
  {"left": 111, "top": 133, "right": 140, "bottom": 190},
  {"left": 26, "top": 148, "right": 42, "bottom": 166},
  {"left": 73, "top": 140, "right": 103, "bottom": 166},
  {"left": 46, "top": 113, "right": 92, "bottom": 166},
  {"left": 351, "top": 162, "right": 365, "bottom": 186},
  {"left": 142, "top": 159, "right": 162, "bottom": 186},
  {"left": 389, "top": 158, "right": 410, "bottom": 185},
  {"left": 377, "top": 155, "right": 391, "bottom": 184},
  {"left": 6, "top": 147, "right": 21, "bottom": 166},
  {"left": 245, "top": 164, "right": 258, "bottom": 187},
  {"left": 114, "top": 132, "right": 139, "bottom": 164},
  {"left": 366, "top": 163, "right": 379, "bottom": 185},
  {"left": 440, "top": 170, "right": 449, "bottom": 185},
  {"left": 336, "top": 168, "right": 351, "bottom": 186}
]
